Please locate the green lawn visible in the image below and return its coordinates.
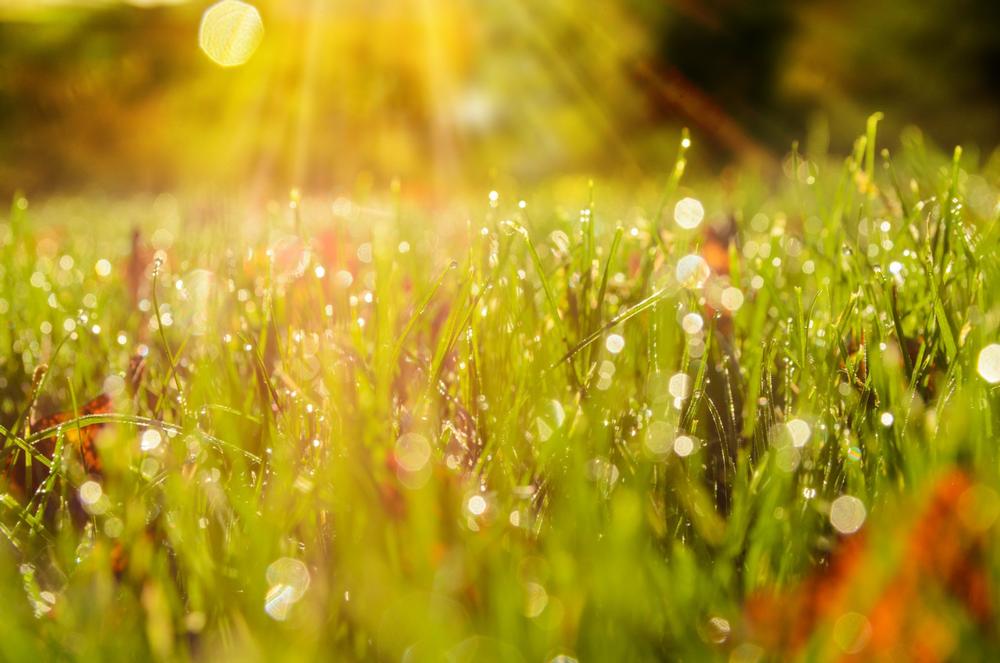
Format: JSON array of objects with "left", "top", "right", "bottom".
[{"left": 1, "top": 117, "right": 999, "bottom": 661}]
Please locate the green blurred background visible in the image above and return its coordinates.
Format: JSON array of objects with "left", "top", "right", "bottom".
[{"left": 1, "top": 0, "right": 998, "bottom": 197}]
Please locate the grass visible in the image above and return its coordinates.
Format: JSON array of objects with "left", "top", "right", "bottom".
[{"left": 1, "top": 117, "right": 999, "bottom": 661}]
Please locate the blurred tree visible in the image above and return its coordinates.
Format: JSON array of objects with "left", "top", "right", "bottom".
[
  {"left": 783, "top": 0, "right": 1000, "bottom": 152},
  {"left": 0, "top": 6, "right": 199, "bottom": 195},
  {"left": 654, "top": 0, "right": 797, "bottom": 147},
  {"left": 638, "top": 0, "right": 1000, "bottom": 154}
]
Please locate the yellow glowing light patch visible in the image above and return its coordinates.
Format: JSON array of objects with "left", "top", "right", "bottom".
[{"left": 199, "top": 0, "right": 264, "bottom": 68}]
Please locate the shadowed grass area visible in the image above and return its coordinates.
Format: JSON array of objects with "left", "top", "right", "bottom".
[{"left": 1, "top": 118, "right": 999, "bottom": 661}]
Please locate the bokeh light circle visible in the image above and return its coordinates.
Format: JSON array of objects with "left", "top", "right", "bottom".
[
  {"left": 676, "top": 254, "right": 710, "bottom": 289},
  {"left": 830, "top": 495, "right": 867, "bottom": 534},
  {"left": 673, "top": 197, "right": 705, "bottom": 229},
  {"left": 977, "top": 343, "right": 1000, "bottom": 384},
  {"left": 199, "top": 0, "right": 264, "bottom": 68}
]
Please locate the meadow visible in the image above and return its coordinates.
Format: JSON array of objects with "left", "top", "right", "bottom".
[{"left": 1, "top": 117, "right": 999, "bottom": 661}]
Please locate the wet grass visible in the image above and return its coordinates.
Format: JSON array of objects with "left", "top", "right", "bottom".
[{"left": 1, "top": 118, "right": 999, "bottom": 661}]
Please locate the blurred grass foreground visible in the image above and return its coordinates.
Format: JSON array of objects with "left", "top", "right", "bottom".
[{"left": 2, "top": 1, "right": 1000, "bottom": 662}]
